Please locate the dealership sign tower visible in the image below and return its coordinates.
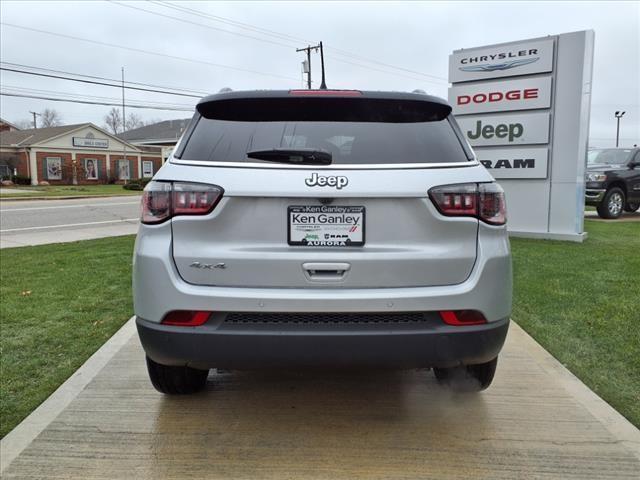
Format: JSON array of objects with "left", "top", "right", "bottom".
[{"left": 449, "top": 30, "right": 595, "bottom": 241}]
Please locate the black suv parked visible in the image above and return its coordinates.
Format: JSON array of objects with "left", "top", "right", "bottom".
[{"left": 585, "top": 148, "right": 640, "bottom": 219}]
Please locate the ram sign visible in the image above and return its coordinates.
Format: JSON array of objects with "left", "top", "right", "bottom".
[
  {"left": 449, "top": 31, "right": 595, "bottom": 241},
  {"left": 476, "top": 148, "right": 549, "bottom": 179}
]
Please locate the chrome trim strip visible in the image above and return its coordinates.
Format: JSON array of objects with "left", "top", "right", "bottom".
[{"left": 169, "top": 159, "right": 481, "bottom": 170}]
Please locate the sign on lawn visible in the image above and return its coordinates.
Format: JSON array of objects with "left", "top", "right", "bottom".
[{"left": 449, "top": 31, "right": 594, "bottom": 241}]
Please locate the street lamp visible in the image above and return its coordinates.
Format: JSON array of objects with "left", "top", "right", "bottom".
[{"left": 614, "top": 111, "right": 626, "bottom": 147}]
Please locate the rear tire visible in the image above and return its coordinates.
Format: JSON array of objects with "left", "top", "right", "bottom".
[
  {"left": 624, "top": 202, "right": 639, "bottom": 213},
  {"left": 596, "top": 187, "right": 625, "bottom": 219},
  {"left": 145, "top": 356, "right": 209, "bottom": 394},
  {"left": 433, "top": 357, "right": 498, "bottom": 392}
]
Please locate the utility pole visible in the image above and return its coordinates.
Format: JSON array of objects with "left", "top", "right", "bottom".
[
  {"left": 121, "top": 67, "right": 126, "bottom": 134},
  {"left": 614, "top": 111, "right": 625, "bottom": 147},
  {"left": 296, "top": 45, "right": 316, "bottom": 89},
  {"left": 296, "top": 43, "right": 327, "bottom": 90},
  {"left": 29, "top": 111, "right": 41, "bottom": 129},
  {"left": 122, "top": 67, "right": 127, "bottom": 180}
]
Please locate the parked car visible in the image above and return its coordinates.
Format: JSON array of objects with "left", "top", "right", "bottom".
[
  {"left": 133, "top": 90, "right": 512, "bottom": 394},
  {"left": 585, "top": 147, "right": 640, "bottom": 218}
]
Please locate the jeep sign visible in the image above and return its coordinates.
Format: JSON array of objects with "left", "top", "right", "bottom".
[
  {"left": 449, "top": 38, "right": 555, "bottom": 83},
  {"left": 476, "top": 148, "right": 549, "bottom": 179},
  {"left": 457, "top": 112, "right": 550, "bottom": 147},
  {"left": 449, "top": 76, "right": 552, "bottom": 115}
]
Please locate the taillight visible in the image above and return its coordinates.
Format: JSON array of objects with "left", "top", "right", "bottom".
[
  {"left": 478, "top": 182, "right": 506, "bottom": 225},
  {"left": 161, "top": 311, "right": 211, "bottom": 326},
  {"left": 439, "top": 310, "right": 487, "bottom": 326},
  {"left": 141, "top": 181, "right": 223, "bottom": 224},
  {"left": 428, "top": 183, "right": 506, "bottom": 225}
]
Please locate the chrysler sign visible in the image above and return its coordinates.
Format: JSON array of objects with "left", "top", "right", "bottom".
[
  {"left": 457, "top": 112, "right": 550, "bottom": 147},
  {"left": 449, "top": 39, "right": 554, "bottom": 83},
  {"left": 449, "top": 76, "right": 552, "bottom": 115},
  {"left": 476, "top": 148, "right": 549, "bottom": 179}
]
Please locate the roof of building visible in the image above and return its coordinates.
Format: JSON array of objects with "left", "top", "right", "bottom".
[
  {"left": 0, "top": 118, "right": 20, "bottom": 130},
  {"left": 0, "top": 124, "right": 89, "bottom": 147},
  {"left": 118, "top": 118, "right": 191, "bottom": 144},
  {"left": 0, "top": 123, "right": 145, "bottom": 152}
]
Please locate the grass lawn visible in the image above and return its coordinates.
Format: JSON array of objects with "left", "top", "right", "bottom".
[
  {"left": 511, "top": 219, "right": 640, "bottom": 427},
  {"left": 0, "top": 220, "right": 638, "bottom": 439},
  {"left": 0, "top": 236, "right": 135, "bottom": 438},
  {"left": 0, "top": 185, "right": 141, "bottom": 198}
]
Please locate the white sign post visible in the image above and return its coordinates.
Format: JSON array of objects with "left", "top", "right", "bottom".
[{"left": 449, "top": 31, "right": 595, "bottom": 241}]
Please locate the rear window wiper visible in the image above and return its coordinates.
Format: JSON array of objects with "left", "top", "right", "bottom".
[{"left": 247, "top": 148, "right": 332, "bottom": 165}]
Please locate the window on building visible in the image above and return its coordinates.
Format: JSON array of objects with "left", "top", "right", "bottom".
[
  {"left": 84, "top": 158, "right": 98, "bottom": 180},
  {"left": 117, "top": 159, "right": 130, "bottom": 180},
  {"left": 142, "top": 160, "right": 154, "bottom": 178},
  {"left": 45, "top": 157, "right": 62, "bottom": 180}
]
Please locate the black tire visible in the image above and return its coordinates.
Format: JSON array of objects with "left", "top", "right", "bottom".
[
  {"left": 624, "top": 202, "right": 639, "bottom": 213},
  {"left": 433, "top": 357, "right": 498, "bottom": 392},
  {"left": 145, "top": 356, "right": 209, "bottom": 394},
  {"left": 596, "top": 187, "right": 625, "bottom": 219}
]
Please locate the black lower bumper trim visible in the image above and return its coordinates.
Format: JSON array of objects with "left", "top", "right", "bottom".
[{"left": 136, "top": 316, "right": 510, "bottom": 370}]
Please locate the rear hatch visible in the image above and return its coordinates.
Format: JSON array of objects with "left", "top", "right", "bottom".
[{"left": 167, "top": 90, "right": 484, "bottom": 288}]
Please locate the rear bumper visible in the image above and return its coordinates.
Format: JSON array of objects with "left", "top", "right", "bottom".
[{"left": 136, "top": 316, "right": 510, "bottom": 369}]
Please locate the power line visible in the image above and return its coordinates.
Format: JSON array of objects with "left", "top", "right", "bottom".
[
  {"left": 152, "top": 0, "right": 309, "bottom": 44},
  {"left": 2, "top": 85, "right": 194, "bottom": 108},
  {"left": 1, "top": 22, "right": 299, "bottom": 82},
  {"left": 0, "top": 92, "right": 195, "bottom": 111},
  {"left": 1, "top": 61, "right": 209, "bottom": 95},
  {"left": 0, "top": 66, "right": 203, "bottom": 99},
  {"left": 108, "top": 0, "right": 297, "bottom": 50},
  {"left": 151, "top": 0, "right": 448, "bottom": 83}
]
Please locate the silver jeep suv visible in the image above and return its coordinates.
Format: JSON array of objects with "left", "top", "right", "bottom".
[{"left": 134, "top": 90, "right": 512, "bottom": 394}]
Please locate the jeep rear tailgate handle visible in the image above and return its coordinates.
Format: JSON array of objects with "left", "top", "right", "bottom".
[{"left": 302, "top": 262, "right": 351, "bottom": 280}]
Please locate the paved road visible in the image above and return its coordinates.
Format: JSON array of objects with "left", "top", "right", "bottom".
[
  {"left": 0, "top": 196, "right": 141, "bottom": 248},
  {"left": 1, "top": 321, "right": 638, "bottom": 479}
]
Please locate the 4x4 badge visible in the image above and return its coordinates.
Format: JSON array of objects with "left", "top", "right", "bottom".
[{"left": 305, "top": 173, "right": 348, "bottom": 189}]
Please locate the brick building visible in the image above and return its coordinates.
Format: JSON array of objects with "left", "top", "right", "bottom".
[
  {"left": 0, "top": 123, "right": 163, "bottom": 184},
  {"left": 0, "top": 118, "right": 21, "bottom": 133}
]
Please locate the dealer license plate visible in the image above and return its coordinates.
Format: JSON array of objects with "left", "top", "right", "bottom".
[{"left": 288, "top": 205, "right": 365, "bottom": 247}]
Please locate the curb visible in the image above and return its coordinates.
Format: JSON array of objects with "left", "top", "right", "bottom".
[
  {"left": 0, "top": 194, "right": 142, "bottom": 202},
  {"left": 0, "top": 317, "right": 138, "bottom": 474},
  {"left": 510, "top": 322, "right": 640, "bottom": 460}
]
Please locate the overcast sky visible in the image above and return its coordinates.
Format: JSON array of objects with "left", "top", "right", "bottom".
[{"left": 1, "top": 1, "right": 638, "bottom": 146}]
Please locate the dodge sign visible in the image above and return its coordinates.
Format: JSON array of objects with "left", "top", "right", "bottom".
[{"left": 449, "top": 76, "right": 553, "bottom": 115}]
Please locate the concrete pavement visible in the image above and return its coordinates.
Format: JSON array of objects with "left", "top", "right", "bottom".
[
  {"left": 2, "top": 321, "right": 638, "bottom": 479},
  {"left": 0, "top": 196, "right": 140, "bottom": 248}
]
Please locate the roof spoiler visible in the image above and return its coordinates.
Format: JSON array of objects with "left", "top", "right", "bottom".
[{"left": 196, "top": 91, "right": 452, "bottom": 123}]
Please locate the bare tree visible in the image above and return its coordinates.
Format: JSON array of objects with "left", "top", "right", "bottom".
[
  {"left": 13, "top": 119, "right": 34, "bottom": 130},
  {"left": 40, "top": 108, "right": 62, "bottom": 128},
  {"left": 124, "top": 113, "right": 144, "bottom": 131},
  {"left": 104, "top": 107, "right": 123, "bottom": 134}
]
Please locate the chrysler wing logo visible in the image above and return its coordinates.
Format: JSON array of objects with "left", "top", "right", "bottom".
[{"left": 459, "top": 57, "right": 539, "bottom": 72}]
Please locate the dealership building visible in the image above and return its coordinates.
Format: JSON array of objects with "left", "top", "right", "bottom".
[{"left": 0, "top": 123, "right": 163, "bottom": 184}]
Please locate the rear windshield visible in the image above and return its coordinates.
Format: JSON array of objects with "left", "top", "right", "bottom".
[{"left": 178, "top": 116, "right": 470, "bottom": 165}]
